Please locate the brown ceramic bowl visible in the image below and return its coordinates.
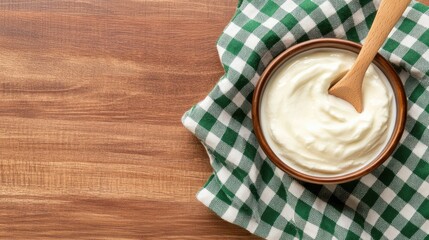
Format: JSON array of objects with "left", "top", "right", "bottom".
[{"left": 252, "top": 38, "right": 407, "bottom": 184}]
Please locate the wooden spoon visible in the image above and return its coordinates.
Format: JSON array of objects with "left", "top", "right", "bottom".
[{"left": 328, "top": 0, "right": 411, "bottom": 113}]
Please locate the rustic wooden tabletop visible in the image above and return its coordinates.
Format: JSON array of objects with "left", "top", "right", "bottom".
[
  {"left": 0, "top": 0, "right": 427, "bottom": 239},
  {"left": 0, "top": 0, "right": 258, "bottom": 239}
]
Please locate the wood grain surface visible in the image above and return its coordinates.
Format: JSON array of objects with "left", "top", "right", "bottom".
[
  {"left": 0, "top": 0, "right": 427, "bottom": 239},
  {"left": 0, "top": 0, "right": 256, "bottom": 239}
]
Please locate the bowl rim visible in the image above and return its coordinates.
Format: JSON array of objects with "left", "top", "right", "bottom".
[{"left": 251, "top": 38, "right": 407, "bottom": 184}]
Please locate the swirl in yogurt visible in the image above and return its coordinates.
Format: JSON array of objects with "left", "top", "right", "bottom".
[{"left": 260, "top": 49, "right": 395, "bottom": 176}]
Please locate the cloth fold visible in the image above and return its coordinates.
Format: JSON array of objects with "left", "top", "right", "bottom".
[{"left": 182, "top": 0, "right": 429, "bottom": 239}]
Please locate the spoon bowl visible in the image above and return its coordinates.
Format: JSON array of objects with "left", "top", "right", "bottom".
[{"left": 328, "top": 0, "right": 411, "bottom": 112}]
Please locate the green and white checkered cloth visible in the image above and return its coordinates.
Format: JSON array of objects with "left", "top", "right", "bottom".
[{"left": 182, "top": 0, "right": 429, "bottom": 239}]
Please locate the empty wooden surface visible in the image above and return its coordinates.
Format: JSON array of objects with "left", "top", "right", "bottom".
[
  {"left": 0, "top": 0, "right": 428, "bottom": 239},
  {"left": 0, "top": 0, "right": 258, "bottom": 239}
]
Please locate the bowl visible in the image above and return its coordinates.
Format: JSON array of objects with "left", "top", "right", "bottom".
[{"left": 252, "top": 38, "right": 407, "bottom": 184}]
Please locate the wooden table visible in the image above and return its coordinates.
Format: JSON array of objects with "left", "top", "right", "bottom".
[
  {"left": 0, "top": 0, "right": 427, "bottom": 239},
  {"left": 0, "top": 0, "right": 256, "bottom": 238}
]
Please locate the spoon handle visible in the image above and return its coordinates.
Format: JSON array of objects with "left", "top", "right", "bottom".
[{"left": 352, "top": 0, "right": 411, "bottom": 78}]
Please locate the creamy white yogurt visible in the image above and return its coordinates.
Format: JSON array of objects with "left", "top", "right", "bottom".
[{"left": 260, "top": 49, "right": 395, "bottom": 176}]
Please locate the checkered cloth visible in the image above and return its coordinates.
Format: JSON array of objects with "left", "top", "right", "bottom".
[{"left": 182, "top": 0, "right": 429, "bottom": 239}]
